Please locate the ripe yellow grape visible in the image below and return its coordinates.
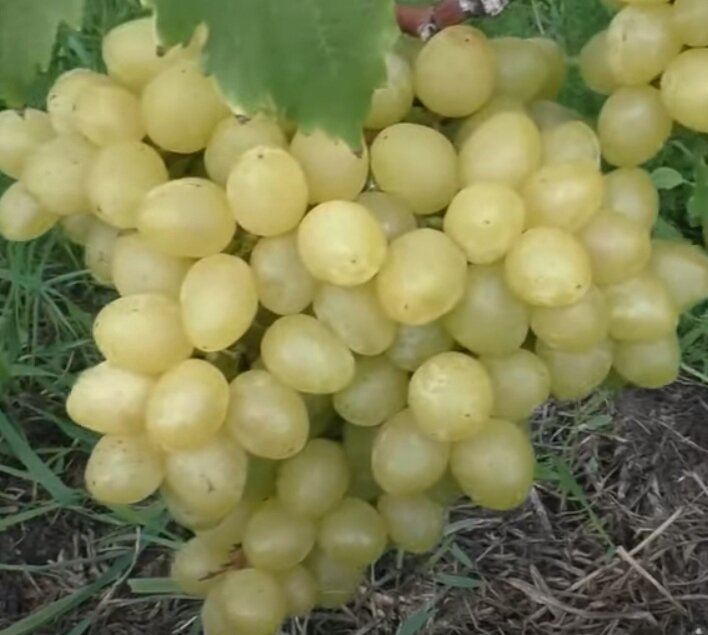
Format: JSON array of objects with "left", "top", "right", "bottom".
[
  {"left": 74, "top": 83, "right": 145, "bottom": 146},
  {"left": 523, "top": 160, "right": 604, "bottom": 232},
  {"left": 85, "top": 434, "right": 164, "bottom": 505},
  {"left": 443, "top": 183, "right": 526, "bottom": 264},
  {"left": 371, "top": 409, "right": 450, "bottom": 496},
  {"left": 459, "top": 112, "right": 542, "bottom": 188},
  {"left": 84, "top": 220, "right": 120, "bottom": 287},
  {"left": 414, "top": 25, "right": 495, "bottom": 117},
  {"left": 649, "top": 240, "right": 708, "bottom": 311},
  {"left": 661, "top": 49, "right": 708, "bottom": 134},
  {"left": 313, "top": 282, "right": 397, "bottom": 356},
  {"left": 491, "top": 37, "right": 551, "bottom": 102},
  {"left": 365, "top": 53, "right": 415, "bottom": 129},
  {"left": 505, "top": 227, "right": 592, "bottom": 307},
  {"left": 22, "top": 134, "right": 95, "bottom": 216},
  {"left": 386, "top": 321, "right": 454, "bottom": 372},
  {"left": 196, "top": 500, "right": 258, "bottom": 550},
  {"left": 137, "top": 178, "right": 236, "bottom": 258},
  {"left": 226, "top": 146, "right": 308, "bottom": 236},
  {"left": 598, "top": 86, "right": 672, "bottom": 167},
  {"left": 0, "top": 109, "right": 53, "bottom": 179},
  {"left": 613, "top": 334, "right": 681, "bottom": 389},
  {"left": 371, "top": 123, "right": 458, "bottom": 215},
  {"left": 427, "top": 471, "right": 464, "bottom": 507},
  {"left": 306, "top": 548, "right": 363, "bottom": 609},
  {"left": 536, "top": 338, "right": 614, "bottom": 400},
  {"left": 542, "top": 120, "right": 602, "bottom": 167},
  {"left": 249, "top": 231, "right": 316, "bottom": 315},
  {"left": 444, "top": 263, "right": 529, "bottom": 355},
  {"left": 409, "top": 351, "right": 494, "bottom": 442},
  {"left": 481, "top": 350, "right": 551, "bottom": 422},
  {"left": 201, "top": 591, "right": 229, "bottom": 635},
  {"left": 60, "top": 213, "right": 95, "bottom": 245},
  {"left": 0, "top": 182, "right": 57, "bottom": 241},
  {"left": 67, "top": 361, "right": 154, "bottom": 436},
  {"left": 277, "top": 566, "right": 318, "bottom": 617},
  {"left": 606, "top": 4, "right": 680, "bottom": 86},
  {"left": 377, "top": 493, "right": 444, "bottom": 554},
  {"left": 171, "top": 536, "right": 230, "bottom": 597},
  {"left": 290, "top": 129, "right": 368, "bottom": 203},
  {"left": 579, "top": 31, "right": 619, "bottom": 95},
  {"left": 527, "top": 100, "right": 579, "bottom": 131},
  {"left": 333, "top": 355, "right": 408, "bottom": 428},
  {"left": 530, "top": 38, "right": 567, "bottom": 99},
  {"left": 93, "top": 294, "right": 193, "bottom": 374},
  {"left": 453, "top": 95, "right": 525, "bottom": 149},
  {"left": 111, "top": 232, "right": 192, "bottom": 298},
  {"left": 530, "top": 286, "right": 609, "bottom": 351},
  {"left": 225, "top": 369, "right": 309, "bottom": 460},
  {"left": 672, "top": 0, "right": 708, "bottom": 47},
  {"left": 261, "top": 314, "right": 355, "bottom": 394},
  {"left": 297, "top": 200, "right": 387, "bottom": 286},
  {"left": 180, "top": 254, "right": 258, "bottom": 352},
  {"left": 46, "top": 69, "right": 112, "bottom": 134},
  {"left": 163, "top": 488, "right": 223, "bottom": 531},
  {"left": 87, "top": 141, "right": 168, "bottom": 229},
  {"left": 602, "top": 168, "right": 659, "bottom": 228},
  {"left": 141, "top": 59, "right": 230, "bottom": 153},
  {"left": 277, "top": 439, "right": 350, "bottom": 518},
  {"left": 355, "top": 191, "right": 417, "bottom": 241},
  {"left": 376, "top": 228, "right": 466, "bottom": 325}
]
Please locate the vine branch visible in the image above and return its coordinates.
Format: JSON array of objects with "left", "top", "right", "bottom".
[{"left": 396, "top": 0, "right": 510, "bottom": 39}]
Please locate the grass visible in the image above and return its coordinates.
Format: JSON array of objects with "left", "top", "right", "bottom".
[{"left": 1, "top": 0, "right": 707, "bottom": 634}]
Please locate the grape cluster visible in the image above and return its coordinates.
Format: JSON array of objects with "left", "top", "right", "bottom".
[{"left": 1, "top": 4, "right": 708, "bottom": 634}]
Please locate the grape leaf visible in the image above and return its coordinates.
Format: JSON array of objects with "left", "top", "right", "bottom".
[
  {"left": 650, "top": 167, "right": 684, "bottom": 191},
  {"left": 151, "top": 0, "right": 398, "bottom": 147},
  {"left": 0, "top": 0, "right": 84, "bottom": 106}
]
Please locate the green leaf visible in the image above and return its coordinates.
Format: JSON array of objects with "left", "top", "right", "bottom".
[
  {"left": 651, "top": 167, "right": 685, "bottom": 191},
  {"left": 152, "top": 0, "right": 398, "bottom": 147},
  {"left": 688, "top": 157, "right": 708, "bottom": 228},
  {"left": 397, "top": 607, "right": 437, "bottom": 635},
  {"left": 0, "top": 0, "right": 84, "bottom": 105},
  {"left": 652, "top": 216, "right": 685, "bottom": 242}
]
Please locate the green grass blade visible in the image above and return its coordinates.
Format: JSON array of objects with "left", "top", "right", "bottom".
[
  {"left": 435, "top": 573, "right": 481, "bottom": 589},
  {"left": 397, "top": 607, "right": 437, "bottom": 635},
  {"left": 0, "top": 502, "right": 61, "bottom": 531},
  {"left": 128, "top": 577, "right": 181, "bottom": 595}
]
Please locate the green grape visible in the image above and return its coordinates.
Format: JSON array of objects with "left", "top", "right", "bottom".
[
  {"left": 661, "top": 49, "right": 708, "bottom": 134},
  {"left": 672, "top": 0, "right": 708, "bottom": 47},
  {"left": 180, "top": 254, "right": 258, "bottom": 352},
  {"left": 522, "top": 160, "right": 604, "bottom": 232},
  {"left": 578, "top": 31, "right": 619, "bottom": 95},
  {"left": 201, "top": 590, "right": 229, "bottom": 635},
  {"left": 426, "top": 470, "right": 463, "bottom": 506},
  {"left": 334, "top": 356, "right": 408, "bottom": 428},
  {"left": 602, "top": 168, "right": 659, "bottom": 229},
  {"left": 378, "top": 493, "right": 444, "bottom": 554},
  {"left": 542, "top": 121, "right": 602, "bottom": 167},
  {"left": 613, "top": 334, "right": 680, "bottom": 389},
  {"left": 372, "top": 409, "right": 450, "bottom": 495},
  {"left": 85, "top": 435, "right": 164, "bottom": 505},
  {"left": 649, "top": 239, "right": 708, "bottom": 311},
  {"left": 164, "top": 434, "right": 248, "bottom": 518},
  {"left": 318, "top": 498, "right": 387, "bottom": 567},
  {"left": 277, "top": 439, "right": 350, "bottom": 518},
  {"left": 454, "top": 95, "right": 525, "bottom": 149},
  {"left": 413, "top": 25, "right": 495, "bottom": 117},
  {"left": 459, "top": 112, "right": 542, "bottom": 188},
  {"left": 527, "top": 100, "right": 580, "bottom": 131},
  {"left": 492, "top": 37, "right": 552, "bottom": 102},
  {"left": 598, "top": 86, "right": 672, "bottom": 167},
  {"left": 226, "top": 146, "right": 308, "bottom": 236},
  {"left": 217, "top": 569, "right": 287, "bottom": 635},
  {"left": 302, "top": 393, "right": 337, "bottom": 439},
  {"left": 242, "top": 499, "right": 316, "bottom": 571},
  {"left": 93, "top": 294, "right": 193, "bottom": 375},
  {"left": 450, "top": 419, "right": 534, "bottom": 511},
  {"left": 365, "top": 53, "right": 415, "bottom": 130},
  {"left": 536, "top": 338, "right": 614, "bottom": 400},
  {"left": 306, "top": 549, "right": 363, "bottom": 609},
  {"left": 171, "top": 536, "right": 231, "bottom": 597},
  {"left": 74, "top": 83, "right": 145, "bottom": 147},
  {"left": 386, "top": 321, "right": 454, "bottom": 372},
  {"left": 481, "top": 350, "right": 551, "bottom": 422},
  {"left": 67, "top": 361, "right": 153, "bottom": 436},
  {"left": 529, "top": 38, "right": 567, "bottom": 99},
  {"left": 342, "top": 424, "right": 380, "bottom": 501},
  {"left": 205, "top": 115, "right": 287, "bottom": 186},
  {"left": 46, "top": 69, "right": 112, "bottom": 135},
  {"left": 604, "top": 272, "right": 678, "bottom": 341},
  {"left": 530, "top": 286, "right": 609, "bottom": 351},
  {"left": 0, "top": 109, "right": 53, "bottom": 179},
  {"left": 445, "top": 263, "right": 528, "bottom": 355},
  {"left": 0, "top": 182, "right": 57, "bottom": 241},
  {"left": 84, "top": 219, "right": 120, "bottom": 287},
  {"left": 261, "top": 314, "right": 355, "bottom": 394},
  {"left": 313, "top": 282, "right": 397, "bottom": 356},
  {"left": 243, "top": 457, "right": 279, "bottom": 502},
  {"left": 356, "top": 191, "right": 417, "bottom": 241},
  {"left": 87, "top": 141, "right": 168, "bottom": 229},
  {"left": 376, "top": 228, "right": 466, "bottom": 325},
  {"left": 579, "top": 209, "right": 652, "bottom": 286},
  {"left": 370, "top": 123, "right": 458, "bottom": 215},
  {"left": 290, "top": 129, "right": 368, "bottom": 203},
  {"left": 112, "top": 233, "right": 192, "bottom": 298},
  {"left": 277, "top": 566, "right": 319, "bottom": 617},
  {"left": 197, "top": 500, "right": 259, "bottom": 551},
  {"left": 146, "top": 359, "right": 229, "bottom": 450},
  {"left": 443, "top": 183, "right": 525, "bottom": 264},
  {"left": 505, "top": 227, "right": 592, "bottom": 307},
  {"left": 409, "top": 352, "right": 493, "bottom": 442},
  {"left": 141, "top": 59, "right": 230, "bottom": 153},
  {"left": 137, "top": 177, "right": 236, "bottom": 258},
  {"left": 225, "top": 369, "right": 309, "bottom": 460},
  {"left": 250, "top": 231, "right": 316, "bottom": 315}
]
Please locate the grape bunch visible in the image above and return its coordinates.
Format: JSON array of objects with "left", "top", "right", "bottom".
[{"left": 1, "top": 3, "right": 708, "bottom": 633}]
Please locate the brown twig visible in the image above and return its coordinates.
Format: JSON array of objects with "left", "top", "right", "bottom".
[{"left": 396, "top": 0, "right": 511, "bottom": 39}]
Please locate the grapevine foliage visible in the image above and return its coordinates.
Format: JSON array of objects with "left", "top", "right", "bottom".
[
  {"left": 152, "top": 0, "right": 399, "bottom": 146},
  {"left": 0, "top": 0, "right": 83, "bottom": 106}
]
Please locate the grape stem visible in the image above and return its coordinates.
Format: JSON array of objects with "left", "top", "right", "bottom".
[{"left": 395, "top": 0, "right": 510, "bottom": 39}]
